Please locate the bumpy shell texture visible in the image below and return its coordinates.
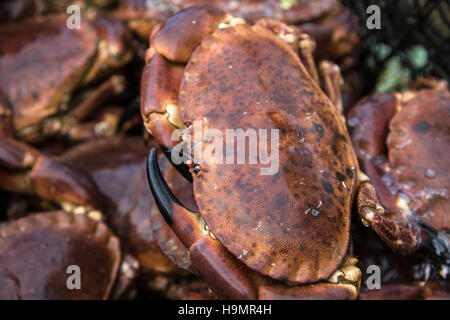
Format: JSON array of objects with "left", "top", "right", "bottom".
[
  {"left": 387, "top": 89, "right": 450, "bottom": 231},
  {"left": 179, "top": 23, "right": 358, "bottom": 283},
  {"left": 0, "top": 14, "right": 98, "bottom": 130}
]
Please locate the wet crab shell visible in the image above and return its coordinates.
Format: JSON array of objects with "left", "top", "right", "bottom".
[
  {"left": 0, "top": 211, "right": 120, "bottom": 299},
  {"left": 177, "top": 22, "right": 359, "bottom": 283},
  {"left": 0, "top": 14, "right": 98, "bottom": 131},
  {"left": 387, "top": 90, "right": 450, "bottom": 231}
]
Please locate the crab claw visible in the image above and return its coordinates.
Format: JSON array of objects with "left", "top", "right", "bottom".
[{"left": 147, "top": 148, "right": 205, "bottom": 247}]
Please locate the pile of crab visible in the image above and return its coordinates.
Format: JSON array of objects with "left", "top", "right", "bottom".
[{"left": 0, "top": 0, "right": 448, "bottom": 300}]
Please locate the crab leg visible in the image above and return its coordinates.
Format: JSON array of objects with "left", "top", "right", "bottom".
[
  {"left": 21, "top": 75, "right": 127, "bottom": 143},
  {"left": 319, "top": 61, "right": 344, "bottom": 114},
  {"left": 297, "top": 42, "right": 344, "bottom": 115},
  {"left": 357, "top": 180, "right": 419, "bottom": 254},
  {"left": 0, "top": 137, "right": 104, "bottom": 216},
  {"left": 298, "top": 34, "right": 320, "bottom": 84}
]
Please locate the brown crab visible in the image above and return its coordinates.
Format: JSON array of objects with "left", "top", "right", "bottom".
[
  {"left": 0, "top": 210, "right": 121, "bottom": 299},
  {"left": 138, "top": 6, "right": 381, "bottom": 299},
  {"left": 347, "top": 83, "right": 450, "bottom": 267},
  {"left": 0, "top": 137, "right": 138, "bottom": 299},
  {"left": 0, "top": 13, "right": 133, "bottom": 143}
]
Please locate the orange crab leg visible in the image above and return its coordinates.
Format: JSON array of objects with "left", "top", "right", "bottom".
[{"left": 141, "top": 54, "right": 185, "bottom": 150}]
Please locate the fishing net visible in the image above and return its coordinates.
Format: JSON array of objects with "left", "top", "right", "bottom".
[{"left": 343, "top": 0, "right": 450, "bottom": 93}]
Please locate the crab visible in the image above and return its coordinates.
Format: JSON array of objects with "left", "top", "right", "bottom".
[
  {"left": 61, "top": 136, "right": 214, "bottom": 299},
  {"left": 346, "top": 83, "right": 450, "bottom": 270},
  {"left": 0, "top": 136, "right": 201, "bottom": 300},
  {"left": 0, "top": 13, "right": 133, "bottom": 143},
  {"left": 0, "top": 211, "right": 121, "bottom": 299},
  {"left": 0, "top": 137, "right": 138, "bottom": 299},
  {"left": 137, "top": 5, "right": 386, "bottom": 299}
]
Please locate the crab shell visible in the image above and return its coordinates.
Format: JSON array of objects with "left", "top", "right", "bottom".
[
  {"left": 0, "top": 211, "right": 120, "bottom": 299},
  {"left": 0, "top": 13, "right": 132, "bottom": 142},
  {"left": 388, "top": 90, "right": 450, "bottom": 231},
  {"left": 347, "top": 89, "right": 450, "bottom": 233},
  {"left": 143, "top": 7, "right": 360, "bottom": 285}
]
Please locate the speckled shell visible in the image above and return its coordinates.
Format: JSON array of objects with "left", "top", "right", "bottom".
[
  {"left": 179, "top": 23, "right": 358, "bottom": 283},
  {"left": 387, "top": 89, "right": 450, "bottom": 231},
  {"left": 0, "top": 211, "right": 120, "bottom": 299},
  {"left": 0, "top": 14, "right": 98, "bottom": 131}
]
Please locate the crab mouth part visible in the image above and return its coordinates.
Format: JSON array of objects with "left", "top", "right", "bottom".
[{"left": 59, "top": 201, "right": 103, "bottom": 221}]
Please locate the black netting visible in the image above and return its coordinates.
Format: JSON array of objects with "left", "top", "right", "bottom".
[{"left": 343, "top": 0, "right": 450, "bottom": 93}]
